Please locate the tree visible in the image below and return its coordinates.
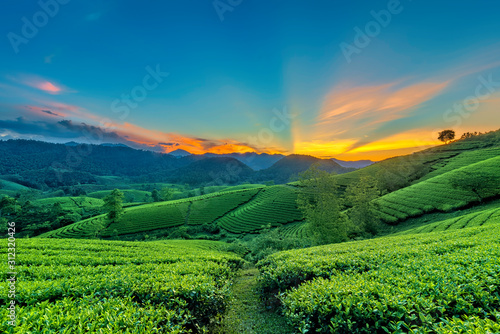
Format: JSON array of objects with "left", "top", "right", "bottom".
[
  {"left": 102, "top": 189, "right": 124, "bottom": 223},
  {"left": 0, "top": 196, "right": 18, "bottom": 217},
  {"left": 152, "top": 189, "right": 161, "bottom": 202},
  {"left": 345, "top": 176, "right": 381, "bottom": 235},
  {"left": 438, "top": 129, "right": 455, "bottom": 144},
  {"left": 49, "top": 202, "right": 64, "bottom": 219},
  {"left": 297, "top": 164, "right": 349, "bottom": 245},
  {"left": 160, "top": 187, "right": 174, "bottom": 201}
]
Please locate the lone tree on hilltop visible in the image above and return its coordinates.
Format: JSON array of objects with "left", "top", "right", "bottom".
[
  {"left": 103, "top": 189, "right": 124, "bottom": 223},
  {"left": 438, "top": 129, "right": 455, "bottom": 144}
]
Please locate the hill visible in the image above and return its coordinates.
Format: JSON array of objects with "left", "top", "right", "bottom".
[
  {"left": 0, "top": 140, "right": 316, "bottom": 188},
  {"left": 40, "top": 185, "right": 302, "bottom": 239},
  {"left": 40, "top": 130, "right": 500, "bottom": 241},
  {"left": 255, "top": 154, "right": 354, "bottom": 183},
  {"left": 331, "top": 158, "right": 374, "bottom": 169},
  {"left": 168, "top": 148, "right": 192, "bottom": 157},
  {"left": 166, "top": 157, "right": 255, "bottom": 186},
  {"left": 203, "top": 152, "right": 285, "bottom": 170},
  {"left": 257, "top": 222, "right": 500, "bottom": 333}
]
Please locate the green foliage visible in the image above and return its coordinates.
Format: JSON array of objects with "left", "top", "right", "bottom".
[
  {"left": 297, "top": 164, "right": 349, "bottom": 245},
  {"left": 245, "top": 228, "right": 313, "bottom": 262},
  {"left": 0, "top": 196, "right": 18, "bottom": 217},
  {"left": 102, "top": 189, "right": 125, "bottom": 223},
  {"left": 345, "top": 175, "right": 381, "bottom": 235},
  {"left": 151, "top": 189, "right": 161, "bottom": 202},
  {"left": 257, "top": 223, "right": 500, "bottom": 333},
  {"left": 0, "top": 239, "right": 243, "bottom": 332}
]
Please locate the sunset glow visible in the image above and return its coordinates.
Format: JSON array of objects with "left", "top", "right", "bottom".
[{"left": 1, "top": 1, "right": 499, "bottom": 160}]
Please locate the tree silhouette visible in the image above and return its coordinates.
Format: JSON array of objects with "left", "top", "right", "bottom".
[{"left": 438, "top": 130, "right": 455, "bottom": 144}]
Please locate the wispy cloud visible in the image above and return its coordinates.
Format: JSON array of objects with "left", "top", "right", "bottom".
[
  {"left": 4, "top": 103, "right": 283, "bottom": 155},
  {"left": 8, "top": 74, "right": 74, "bottom": 95},
  {"left": 317, "top": 79, "right": 450, "bottom": 140}
]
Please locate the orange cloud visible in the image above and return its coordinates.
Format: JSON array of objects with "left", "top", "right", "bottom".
[
  {"left": 292, "top": 79, "right": 451, "bottom": 159},
  {"left": 317, "top": 80, "right": 450, "bottom": 138}
]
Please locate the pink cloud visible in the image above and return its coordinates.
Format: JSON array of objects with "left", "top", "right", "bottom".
[
  {"left": 35, "top": 81, "right": 62, "bottom": 94},
  {"left": 8, "top": 74, "right": 72, "bottom": 95}
]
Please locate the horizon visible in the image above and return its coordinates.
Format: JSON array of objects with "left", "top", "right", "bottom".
[{"left": 1, "top": 1, "right": 500, "bottom": 160}]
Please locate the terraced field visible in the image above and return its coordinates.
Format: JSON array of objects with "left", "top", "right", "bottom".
[
  {"left": 419, "top": 146, "right": 500, "bottom": 181},
  {"left": 41, "top": 216, "right": 107, "bottom": 239},
  {"left": 33, "top": 196, "right": 104, "bottom": 211},
  {"left": 87, "top": 189, "right": 151, "bottom": 202},
  {"left": 42, "top": 185, "right": 303, "bottom": 238},
  {"left": 279, "top": 221, "right": 311, "bottom": 239},
  {"left": 374, "top": 156, "right": 500, "bottom": 224},
  {"left": 187, "top": 189, "right": 259, "bottom": 225},
  {"left": 396, "top": 206, "right": 500, "bottom": 235},
  {"left": 217, "top": 186, "right": 302, "bottom": 233},
  {"left": 257, "top": 222, "right": 500, "bottom": 333},
  {"left": 0, "top": 239, "right": 243, "bottom": 333}
]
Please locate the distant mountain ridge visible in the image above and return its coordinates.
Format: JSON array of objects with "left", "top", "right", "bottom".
[
  {"left": 201, "top": 152, "right": 285, "bottom": 170},
  {"left": 255, "top": 154, "right": 355, "bottom": 183},
  {"left": 0, "top": 139, "right": 360, "bottom": 188},
  {"left": 331, "top": 158, "right": 374, "bottom": 169},
  {"left": 168, "top": 149, "right": 192, "bottom": 158}
]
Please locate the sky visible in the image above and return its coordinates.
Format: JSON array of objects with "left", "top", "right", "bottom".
[{"left": 1, "top": 0, "right": 500, "bottom": 161}]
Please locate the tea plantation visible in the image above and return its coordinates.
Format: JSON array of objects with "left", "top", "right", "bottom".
[
  {"left": 0, "top": 239, "right": 243, "bottom": 333},
  {"left": 41, "top": 185, "right": 303, "bottom": 239},
  {"left": 257, "top": 223, "right": 500, "bottom": 333}
]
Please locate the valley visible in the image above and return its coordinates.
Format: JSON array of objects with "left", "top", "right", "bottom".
[{"left": 1, "top": 130, "right": 499, "bottom": 333}]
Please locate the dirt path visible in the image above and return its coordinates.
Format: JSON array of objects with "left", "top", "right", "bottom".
[{"left": 213, "top": 265, "right": 294, "bottom": 334}]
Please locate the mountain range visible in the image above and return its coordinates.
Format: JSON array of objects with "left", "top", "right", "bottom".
[{"left": 0, "top": 139, "right": 364, "bottom": 189}]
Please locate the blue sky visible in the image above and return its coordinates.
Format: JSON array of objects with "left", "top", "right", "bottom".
[{"left": 1, "top": 0, "right": 499, "bottom": 160}]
